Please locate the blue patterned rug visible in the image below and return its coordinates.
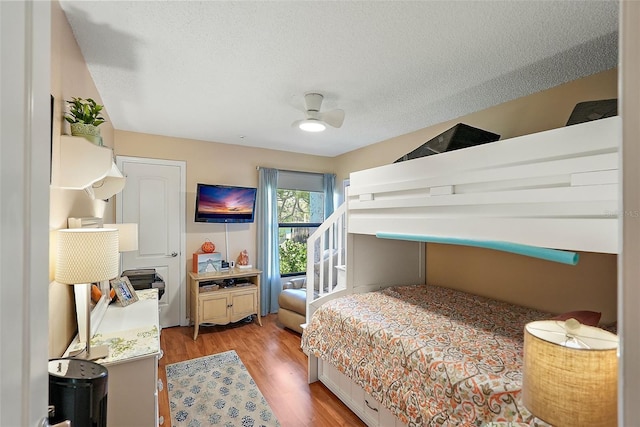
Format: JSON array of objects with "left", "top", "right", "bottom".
[{"left": 166, "top": 350, "right": 281, "bottom": 427}]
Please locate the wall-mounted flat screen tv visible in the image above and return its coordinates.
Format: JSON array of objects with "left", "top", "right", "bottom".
[{"left": 195, "top": 183, "right": 258, "bottom": 223}]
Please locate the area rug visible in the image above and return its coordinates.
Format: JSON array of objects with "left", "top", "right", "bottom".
[{"left": 166, "top": 350, "right": 281, "bottom": 427}]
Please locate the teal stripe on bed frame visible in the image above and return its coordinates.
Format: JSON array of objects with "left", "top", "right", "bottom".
[{"left": 375, "top": 232, "right": 579, "bottom": 265}]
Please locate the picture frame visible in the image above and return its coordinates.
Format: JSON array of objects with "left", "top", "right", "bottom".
[{"left": 110, "top": 276, "right": 139, "bottom": 307}]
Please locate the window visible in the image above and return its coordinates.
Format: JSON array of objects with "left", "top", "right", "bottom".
[{"left": 277, "top": 171, "right": 326, "bottom": 276}]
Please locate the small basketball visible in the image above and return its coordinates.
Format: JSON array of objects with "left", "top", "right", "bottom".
[{"left": 201, "top": 240, "right": 215, "bottom": 253}]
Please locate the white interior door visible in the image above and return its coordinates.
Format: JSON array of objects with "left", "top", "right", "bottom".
[
  {"left": 0, "top": 1, "right": 51, "bottom": 425},
  {"left": 116, "top": 157, "right": 186, "bottom": 327}
]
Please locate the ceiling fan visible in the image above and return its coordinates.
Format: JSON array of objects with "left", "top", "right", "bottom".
[{"left": 293, "top": 92, "right": 345, "bottom": 132}]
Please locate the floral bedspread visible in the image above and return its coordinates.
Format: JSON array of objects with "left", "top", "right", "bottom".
[{"left": 301, "top": 284, "right": 552, "bottom": 427}]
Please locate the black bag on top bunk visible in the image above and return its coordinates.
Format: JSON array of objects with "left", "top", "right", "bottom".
[
  {"left": 394, "top": 123, "right": 500, "bottom": 163},
  {"left": 566, "top": 99, "right": 617, "bottom": 126}
]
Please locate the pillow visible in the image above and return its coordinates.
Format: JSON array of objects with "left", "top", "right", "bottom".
[{"left": 551, "top": 310, "right": 601, "bottom": 326}]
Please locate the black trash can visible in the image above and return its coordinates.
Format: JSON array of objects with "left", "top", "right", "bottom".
[{"left": 48, "top": 358, "right": 108, "bottom": 427}]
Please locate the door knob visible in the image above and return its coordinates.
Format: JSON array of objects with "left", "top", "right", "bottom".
[{"left": 170, "top": 252, "right": 178, "bottom": 257}]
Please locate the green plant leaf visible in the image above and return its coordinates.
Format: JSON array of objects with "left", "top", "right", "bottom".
[{"left": 64, "top": 97, "right": 106, "bottom": 126}]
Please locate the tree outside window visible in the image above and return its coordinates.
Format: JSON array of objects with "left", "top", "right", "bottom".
[{"left": 277, "top": 189, "right": 323, "bottom": 275}]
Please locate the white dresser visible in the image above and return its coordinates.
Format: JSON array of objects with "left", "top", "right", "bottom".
[{"left": 65, "top": 289, "right": 161, "bottom": 427}]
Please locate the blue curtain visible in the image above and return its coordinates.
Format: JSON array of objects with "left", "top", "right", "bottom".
[
  {"left": 324, "top": 173, "right": 336, "bottom": 218},
  {"left": 256, "top": 168, "right": 280, "bottom": 315}
]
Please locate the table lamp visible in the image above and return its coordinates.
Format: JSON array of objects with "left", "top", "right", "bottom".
[
  {"left": 522, "top": 319, "right": 618, "bottom": 427},
  {"left": 55, "top": 228, "right": 119, "bottom": 360},
  {"left": 104, "top": 223, "right": 138, "bottom": 253},
  {"left": 104, "top": 223, "right": 138, "bottom": 273}
]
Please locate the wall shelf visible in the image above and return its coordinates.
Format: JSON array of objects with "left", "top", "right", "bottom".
[{"left": 52, "top": 135, "right": 125, "bottom": 199}]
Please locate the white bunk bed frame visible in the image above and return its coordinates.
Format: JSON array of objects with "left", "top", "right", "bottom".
[{"left": 304, "top": 116, "right": 621, "bottom": 427}]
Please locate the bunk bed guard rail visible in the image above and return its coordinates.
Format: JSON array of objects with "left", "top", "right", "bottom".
[{"left": 348, "top": 117, "right": 621, "bottom": 255}]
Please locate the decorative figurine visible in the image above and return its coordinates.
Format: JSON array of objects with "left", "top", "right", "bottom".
[{"left": 237, "top": 249, "right": 249, "bottom": 266}]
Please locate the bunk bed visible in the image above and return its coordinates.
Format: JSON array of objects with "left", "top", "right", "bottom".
[{"left": 301, "top": 117, "right": 620, "bottom": 427}]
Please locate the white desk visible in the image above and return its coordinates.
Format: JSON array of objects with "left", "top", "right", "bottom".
[{"left": 65, "top": 289, "right": 161, "bottom": 427}]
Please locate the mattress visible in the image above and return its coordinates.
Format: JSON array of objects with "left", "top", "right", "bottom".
[{"left": 301, "top": 284, "right": 552, "bottom": 426}]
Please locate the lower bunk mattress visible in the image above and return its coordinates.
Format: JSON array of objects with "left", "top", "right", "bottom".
[{"left": 301, "top": 284, "right": 552, "bottom": 426}]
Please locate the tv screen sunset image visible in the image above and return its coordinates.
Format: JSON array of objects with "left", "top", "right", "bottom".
[{"left": 196, "top": 185, "right": 257, "bottom": 223}]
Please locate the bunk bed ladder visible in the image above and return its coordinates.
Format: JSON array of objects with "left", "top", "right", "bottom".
[{"left": 305, "top": 202, "right": 347, "bottom": 306}]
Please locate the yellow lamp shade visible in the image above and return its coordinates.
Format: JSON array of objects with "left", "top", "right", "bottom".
[{"left": 522, "top": 320, "right": 618, "bottom": 427}]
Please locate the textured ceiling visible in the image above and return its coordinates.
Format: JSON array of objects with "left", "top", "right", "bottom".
[{"left": 59, "top": 1, "right": 619, "bottom": 157}]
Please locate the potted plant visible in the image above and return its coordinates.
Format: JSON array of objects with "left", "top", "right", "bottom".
[{"left": 64, "top": 97, "right": 106, "bottom": 146}]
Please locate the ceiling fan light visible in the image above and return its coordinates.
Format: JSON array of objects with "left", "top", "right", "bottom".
[{"left": 299, "top": 119, "right": 326, "bottom": 132}]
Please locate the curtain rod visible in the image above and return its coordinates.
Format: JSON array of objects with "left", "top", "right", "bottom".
[{"left": 256, "top": 166, "right": 334, "bottom": 176}]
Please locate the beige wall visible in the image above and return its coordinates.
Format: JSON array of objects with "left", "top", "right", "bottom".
[
  {"left": 49, "top": 0, "right": 117, "bottom": 357},
  {"left": 335, "top": 68, "right": 618, "bottom": 324},
  {"left": 50, "top": 0, "right": 114, "bottom": 232},
  {"left": 113, "top": 131, "right": 335, "bottom": 269},
  {"left": 427, "top": 245, "right": 617, "bottom": 324}
]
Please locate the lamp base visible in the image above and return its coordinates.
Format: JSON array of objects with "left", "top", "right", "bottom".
[{"left": 69, "top": 344, "right": 109, "bottom": 361}]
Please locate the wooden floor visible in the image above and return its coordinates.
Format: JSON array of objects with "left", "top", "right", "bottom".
[{"left": 158, "top": 314, "right": 366, "bottom": 427}]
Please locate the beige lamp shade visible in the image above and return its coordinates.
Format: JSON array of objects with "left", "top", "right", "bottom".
[
  {"left": 104, "top": 223, "right": 138, "bottom": 252},
  {"left": 55, "top": 228, "right": 119, "bottom": 284},
  {"left": 522, "top": 320, "right": 618, "bottom": 427}
]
